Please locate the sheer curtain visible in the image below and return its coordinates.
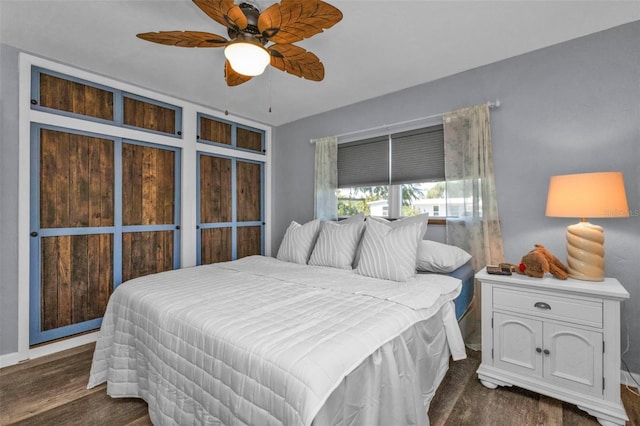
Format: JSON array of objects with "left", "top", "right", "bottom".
[
  {"left": 444, "top": 104, "right": 504, "bottom": 272},
  {"left": 314, "top": 136, "right": 338, "bottom": 221}
]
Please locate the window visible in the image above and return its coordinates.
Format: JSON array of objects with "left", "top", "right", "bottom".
[{"left": 337, "top": 125, "right": 449, "bottom": 219}]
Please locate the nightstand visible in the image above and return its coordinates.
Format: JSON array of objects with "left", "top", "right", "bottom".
[{"left": 475, "top": 268, "right": 630, "bottom": 426}]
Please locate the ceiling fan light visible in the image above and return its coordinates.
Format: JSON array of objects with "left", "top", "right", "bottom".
[{"left": 224, "top": 42, "right": 270, "bottom": 77}]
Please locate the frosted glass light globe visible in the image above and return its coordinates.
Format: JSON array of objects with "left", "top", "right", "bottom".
[{"left": 224, "top": 42, "right": 270, "bottom": 77}]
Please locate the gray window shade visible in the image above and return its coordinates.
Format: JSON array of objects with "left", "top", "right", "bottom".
[
  {"left": 338, "top": 135, "right": 389, "bottom": 187},
  {"left": 337, "top": 124, "right": 444, "bottom": 187},
  {"left": 391, "top": 125, "right": 444, "bottom": 184}
]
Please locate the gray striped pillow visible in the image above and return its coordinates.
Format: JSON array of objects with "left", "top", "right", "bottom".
[
  {"left": 355, "top": 218, "right": 422, "bottom": 281},
  {"left": 369, "top": 212, "right": 429, "bottom": 237},
  {"left": 276, "top": 219, "right": 322, "bottom": 264},
  {"left": 308, "top": 220, "right": 365, "bottom": 269}
]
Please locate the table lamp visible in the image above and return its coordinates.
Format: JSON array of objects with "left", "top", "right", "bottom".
[{"left": 545, "top": 171, "right": 629, "bottom": 281}]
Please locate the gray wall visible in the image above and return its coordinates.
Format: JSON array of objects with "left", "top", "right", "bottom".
[
  {"left": 1, "top": 44, "right": 20, "bottom": 355},
  {"left": 272, "top": 22, "right": 640, "bottom": 373}
]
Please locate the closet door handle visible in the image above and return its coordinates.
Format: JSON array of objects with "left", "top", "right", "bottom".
[
  {"left": 543, "top": 349, "right": 550, "bottom": 355},
  {"left": 536, "top": 347, "right": 542, "bottom": 353},
  {"left": 534, "top": 302, "right": 551, "bottom": 310}
]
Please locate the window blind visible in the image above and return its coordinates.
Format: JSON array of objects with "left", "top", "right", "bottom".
[
  {"left": 337, "top": 125, "right": 444, "bottom": 187},
  {"left": 391, "top": 125, "right": 444, "bottom": 184},
  {"left": 337, "top": 135, "right": 389, "bottom": 187}
]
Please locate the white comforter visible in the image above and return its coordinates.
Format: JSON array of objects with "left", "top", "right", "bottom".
[{"left": 88, "top": 256, "right": 465, "bottom": 425}]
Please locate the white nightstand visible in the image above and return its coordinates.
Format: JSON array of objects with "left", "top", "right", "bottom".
[{"left": 475, "top": 268, "right": 630, "bottom": 426}]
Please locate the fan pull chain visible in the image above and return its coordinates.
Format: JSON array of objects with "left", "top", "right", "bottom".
[
  {"left": 225, "top": 80, "right": 230, "bottom": 116},
  {"left": 268, "top": 68, "right": 272, "bottom": 113}
]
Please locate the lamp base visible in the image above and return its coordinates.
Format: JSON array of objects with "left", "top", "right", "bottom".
[{"left": 565, "top": 221, "right": 604, "bottom": 282}]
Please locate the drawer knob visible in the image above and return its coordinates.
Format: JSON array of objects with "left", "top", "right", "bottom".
[{"left": 534, "top": 302, "right": 551, "bottom": 310}]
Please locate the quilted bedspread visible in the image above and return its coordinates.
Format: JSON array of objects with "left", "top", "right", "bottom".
[{"left": 88, "top": 256, "right": 464, "bottom": 425}]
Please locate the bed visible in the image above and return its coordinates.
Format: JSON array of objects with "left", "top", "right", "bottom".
[
  {"left": 88, "top": 217, "right": 473, "bottom": 425},
  {"left": 444, "top": 260, "right": 475, "bottom": 320}
]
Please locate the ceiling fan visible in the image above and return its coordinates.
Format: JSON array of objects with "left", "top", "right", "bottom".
[{"left": 137, "top": 0, "right": 343, "bottom": 86}]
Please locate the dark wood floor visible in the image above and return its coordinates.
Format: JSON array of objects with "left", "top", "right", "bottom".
[{"left": 1, "top": 344, "right": 638, "bottom": 425}]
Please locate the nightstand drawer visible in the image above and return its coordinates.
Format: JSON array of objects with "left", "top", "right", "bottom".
[{"left": 493, "top": 287, "right": 603, "bottom": 328}]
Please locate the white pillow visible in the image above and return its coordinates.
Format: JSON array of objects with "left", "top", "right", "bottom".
[
  {"left": 308, "top": 219, "right": 365, "bottom": 269},
  {"left": 416, "top": 240, "right": 471, "bottom": 273},
  {"left": 276, "top": 219, "right": 322, "bottom": 264},
  {"left": 370, "top": 212, "right": 429, "bottom": 237},
  {"left": 339, "top": 212, "right": 365, "bottom": 224},
  {"left": 355, "top": 218, "right": 422, "bottom": 282},
  {"left": 354, "top": 213, "right": 429, "bottom": 268}
]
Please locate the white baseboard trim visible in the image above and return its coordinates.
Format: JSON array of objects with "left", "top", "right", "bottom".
[
  {"left": 621, "top": 369, "right": 640, "bottom": 389},
  {"left": 0, "top": 332, "right": 99, "bottom": 369},
  {"left": 29, "top": 332, "right": 98, "bottom": 360},
  {"left": 0, "top": 351, "right": 25, "bottom": 368}
]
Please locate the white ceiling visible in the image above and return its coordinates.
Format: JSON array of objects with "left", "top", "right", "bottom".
[{"left": 1, "top": 1, "right": 639, "bottom": 126}]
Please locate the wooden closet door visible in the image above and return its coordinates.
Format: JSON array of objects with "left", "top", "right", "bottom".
[
  {"left": 31, "top": 128, "right": 181, "bottom": 345},
  {"left": 31, "top": 127, "right": 115, "bottom": 344},
  {"left": 198, "top": 154, "right": 263, "bottom": 265},
  {"left": 121, "top": 142, "right": 180, "bottom": 282},
  {"left": 236, "top": 160, "right": 263, "bottom": 258},
  {"left": 199, "top": 154, "right": 233, "bottom": 264}
]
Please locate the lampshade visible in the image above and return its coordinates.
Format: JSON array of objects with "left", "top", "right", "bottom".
[
  {"left": 545, "top": 171, "right": 629, "bottom": 281},
  {"left": 546, "top": 171, "right": 629, "bottom": 218},
  {"left": 224, "top": 41, "right": 270, "bottom": 77}
]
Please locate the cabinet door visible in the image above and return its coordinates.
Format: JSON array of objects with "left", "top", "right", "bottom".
[
  {"left": 198, "top": 153, "right": 264, "bottom": 265},
  {"left": 493, "top": 312, "right": 543, "bottom": 378},
  {"left": 121, "top": 142, "right": 181, "bottom": 282},
  {"left": 31, "top": 126, "right": 181, "bottom": 345},
  {"left": 236, "top": 160, "right": 263, "bottom": 258},
  {"left": 31, "top": 127, "right": 116, "bottom": 345},
  {"left": 543, "top": 323, "right": 603, "bottom": 396},
  {"left": 199, "top": 154, "right": 233, "bottom": 264}
]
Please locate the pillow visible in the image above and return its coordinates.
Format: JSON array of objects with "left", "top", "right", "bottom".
[
  {"left": 416, "top": 240, "right": 472, "bottom": 273},
  {"left": 276, "top": 219, "right": 322, "bottom": 264},
  {"left": 355, "top": 218, "right": 423, "bottom": 282},
  {"left": 308, "top": 219, "right": 365, "bottom": 269},
  {"left": 369, "top": 212, "right": 429, "bottom": 237},
  {"left": 354, "top": 213, "right": 429, "bottom": 268},
  {"left": 338, "top": 212, "right": 365, "bottom": 224}
]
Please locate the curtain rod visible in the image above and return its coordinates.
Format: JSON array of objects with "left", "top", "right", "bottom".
[{"left": 310, "top": 99, "right": 501, "bottom": 144}]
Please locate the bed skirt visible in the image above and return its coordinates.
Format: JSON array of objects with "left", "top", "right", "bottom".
[{"left": 313, "top": 304, "right": 451, "bottom": 426}]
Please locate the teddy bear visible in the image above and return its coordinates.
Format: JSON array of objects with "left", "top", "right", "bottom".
[{"left": 516, "top": 244, "right": 569, "bottom": 280}]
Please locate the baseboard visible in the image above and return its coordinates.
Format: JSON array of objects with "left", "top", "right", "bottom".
[
  {"left": 0, "top": 332, "right": 99, "bottom": 369},
  {"left": 621, "top": 369, "right": 640, "bottom": 390},
  {"left": 0, "top": 351, "right": 24, "bottom": 368},
  {"left": 29, "top": 332, "right": 98, "bottom": 360}
]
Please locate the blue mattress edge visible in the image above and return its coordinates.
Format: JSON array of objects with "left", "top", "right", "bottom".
[{"left": 447, "top": 261, "right": 475, "bottom": 320}]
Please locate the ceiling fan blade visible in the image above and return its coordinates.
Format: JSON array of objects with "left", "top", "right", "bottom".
[
  {"left": 258, "top": 0, "right": 342, "bottom": 44},
  {"left": 193, "top": 0, "right": 248, "bottom": 31},
  {"left": 225, "top": 60, "right": 253, "bottom": 86},
  {"left": 137, "top": 31, "right": 229, "bottom": 48},
  {"left": 268, "top": 44, "right": 324, "bottom": 81}
]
